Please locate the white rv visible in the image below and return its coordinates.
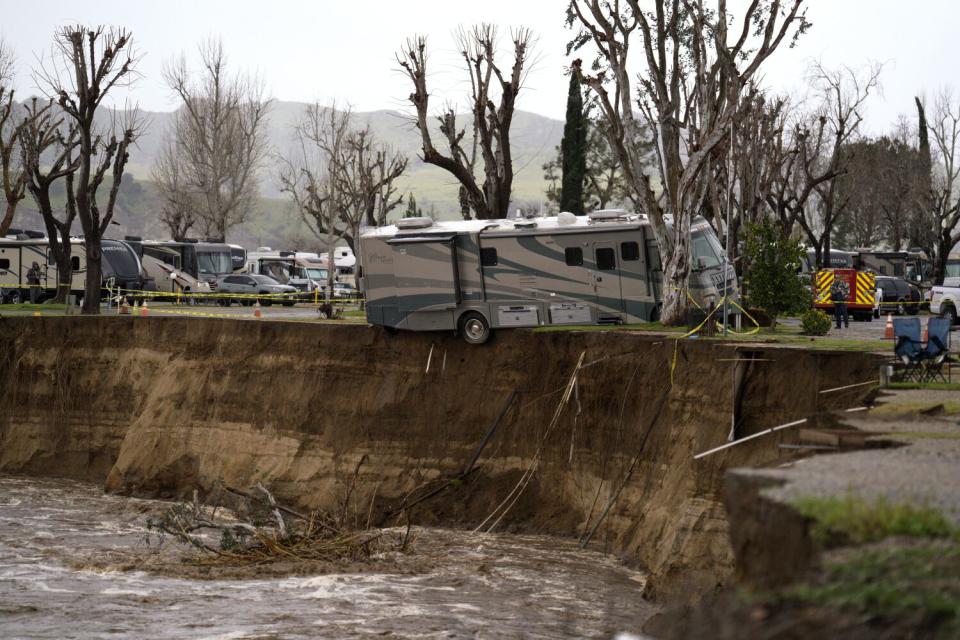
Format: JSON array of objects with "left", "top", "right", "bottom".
[{"left": 359, "top": 210, "right": 738, "bottom": 344}]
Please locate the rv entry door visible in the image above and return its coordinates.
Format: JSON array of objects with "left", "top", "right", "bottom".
[{"left": 592, "top": 242, "right": 624, "bottom": 319}]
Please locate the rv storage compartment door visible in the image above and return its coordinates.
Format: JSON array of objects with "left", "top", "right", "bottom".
[
  {"left": 497, "top": 304, "right": 540, "bottom": 327},
  {"left": 388, "top": 235, "right": 460, "bottom": 314},
  {"left": 549, "top": 302, "right": 592, "bottom": 325}
]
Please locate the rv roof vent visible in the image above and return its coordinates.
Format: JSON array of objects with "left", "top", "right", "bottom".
[
  {"left": 588, "top": 209, "right": 629, "bottom": 222},
  {"left": 396, "top": 216, "right": 433, "bottom": 230},
  {"left": 557, "top": 211, "right": 577, "bottom": 226},
  {"left": 279, "top": 251, "right": 294, "bottom": 257},
  {"left": 257, "top": 246, "right": 272, "bottom": 252},
  {"left": 514, "top": 220, "right": 538, "bottom": 229},
  {"left": 124, "top": 235, "right": 142, "bottom": 242}
]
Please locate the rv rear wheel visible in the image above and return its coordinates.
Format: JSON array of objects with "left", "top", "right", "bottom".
[
  {"left": 459, "top": 312, "right": 490, "bottom": 345},
  {"left": 6, "top": 289, "right": 22, "bottom": 305}
]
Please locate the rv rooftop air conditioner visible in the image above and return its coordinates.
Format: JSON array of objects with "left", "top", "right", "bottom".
[
  {"left": 557, "top": 212, "right": 577, "bottom": 226},
  {"left": 396, "top": 216, "right": 433, "bottom": 230},
  {"left": 588, "top": 209, "right": 630, "bottom": 222}
]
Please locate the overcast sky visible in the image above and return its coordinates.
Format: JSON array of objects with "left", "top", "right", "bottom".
[{"left": 2, "top": 0, "right": 956, "bottom": 134}]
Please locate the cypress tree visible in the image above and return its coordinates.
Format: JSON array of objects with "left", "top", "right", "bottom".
[{"left": 559, "top": 70, "right": 587, "bottom": 214}]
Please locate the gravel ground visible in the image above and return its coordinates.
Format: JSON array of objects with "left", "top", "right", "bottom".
[{"left": 735, "top": 388, "right": 960, "bottom": 523}]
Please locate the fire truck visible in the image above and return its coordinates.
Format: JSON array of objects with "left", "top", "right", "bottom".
[{"left": 814, "top": 268, "right": 877, "bottom": 321}]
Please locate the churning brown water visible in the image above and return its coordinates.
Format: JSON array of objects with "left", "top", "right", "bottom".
[{"left": 0, "top": 476, "right": 655, "bottom": 639}]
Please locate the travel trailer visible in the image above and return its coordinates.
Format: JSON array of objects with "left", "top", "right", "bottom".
[
  {"left": 359, "top": 210, "right": 738, "bottom": 344},
  {"left": 0, "top": 236, "right": 154, "bottom": 304}
]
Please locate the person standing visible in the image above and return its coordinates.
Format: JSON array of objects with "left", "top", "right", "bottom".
[
  {"left": 26, "top": 261, "right": 42, "bottom": 304},
  {"left": 829, "top": 276, "right": 850, "bottom": 329}
]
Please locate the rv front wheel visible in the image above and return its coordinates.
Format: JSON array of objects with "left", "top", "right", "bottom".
[{"left": 459, "top": 312, "right": 490, "bottom": 345}]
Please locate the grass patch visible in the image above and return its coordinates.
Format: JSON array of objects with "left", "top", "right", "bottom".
[
  {"left": 887, "top": 382, "right": 960, "bottom": 392},
  {"left": 341, "top": 309, "right": 366, "bottom": 318},
  {"left": 890, "top": 431, "right": 960, "bottom": 441},
  {"left": 872, "top": 401, "right": 960, "bottom": 417},
  {"left": 793, "top": 495, "right": 955, "bottom": 547},
  {"left": 785, "top": 542, "right": 960, "bottom": 636},
  {"left": 0, "top": 303, "right": 68, "bottom": 311},
  {"left": 532, "top": 322, "right": 685, "bottom": 333}
]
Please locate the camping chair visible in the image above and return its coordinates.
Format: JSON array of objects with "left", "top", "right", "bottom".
[
  {"left": 920, "top": 317, "right": 953, "bottom": 383},
  {"left": 893, "top": 317, "right": 924, "bottom": 382}
]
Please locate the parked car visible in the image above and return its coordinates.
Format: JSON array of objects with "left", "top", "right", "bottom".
[
  {"left": 333, "top": 282, "right": 356, "bottom": 300},
  {"left": 875, "top": 276, "right": 922, "bottom": 315},
  {"left": 216, "top": 274, "right": 298, "bottom": 306}
]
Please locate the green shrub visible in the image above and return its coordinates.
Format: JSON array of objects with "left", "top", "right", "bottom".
[
  {"left": 742, "top": 221, "right": 809, "bottom": 324},
  {"left": 800, "top": 308, "right": 832, "bottom": 336}
]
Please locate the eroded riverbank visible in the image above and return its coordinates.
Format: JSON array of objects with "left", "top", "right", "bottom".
[{"left": 0, "top": 476, "right": 655, "bottom": 639}]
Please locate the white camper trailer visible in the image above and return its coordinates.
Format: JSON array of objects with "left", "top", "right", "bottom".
[
  {"left": 359, "top": 210, "right": 738, "bottom": 344},
  {"left": 0, "top": 237, "right": 154, "bottom": 304}
]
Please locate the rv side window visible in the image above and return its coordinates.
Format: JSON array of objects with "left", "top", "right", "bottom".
[
  {"left": 71, "top": 256, "right": 80, "bottom": 270},
  {"left": 565, "top": 247, "right": 583, "bottom": 266},
  {"left": 480, "top": 247, "right": 498, "bottom": 267},
  {"left": 0, "top": 258, "right": 9, "bottom": 270},
  {"left": 596, "top": 247, "right": 616, "bottom": 271},
  {"left": 621, "top": 242, "right": 640, "bottom": 261}
]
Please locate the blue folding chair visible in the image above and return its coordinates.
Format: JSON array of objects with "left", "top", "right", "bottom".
[
  {"left": 893, "top": 317, "right": 924, "bottom": 381},
  {"left": 920, "top": 317, "right": 953, "bottom": 382}
]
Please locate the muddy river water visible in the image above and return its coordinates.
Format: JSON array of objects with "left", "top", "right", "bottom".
[{"left": 0, "top": 476, "right": 655, "bottom": 639}]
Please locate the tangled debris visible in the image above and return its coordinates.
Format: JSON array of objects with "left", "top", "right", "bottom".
[{"left": 146, "top": 482, "right": 413, "bottom": 565}]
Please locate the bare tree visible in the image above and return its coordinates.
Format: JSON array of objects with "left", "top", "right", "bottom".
[
  {"left": 924, "top": 88, "right": 960, "bottom": 284},
  {"left": 0, "top": 38, "right": 27, "bottom": 237},
  {"left": 151, "top": 137, "right": 197, "bottom": 240},
  {"left": 339, "top": 126, "right": 407, "bottom": 250},
  {"left": 791, "top": 62, "right": 882, "bottom": 267},
  {"left": 397, "top": 24, "right": 535, "bottom": 220},
  {"left": 279, "top": 104, "right": 408, "bottom": 303},
  {"left": 162, "top": 38, "right": 270, "bottom": 241},
  {"left": 36, "top": 25, "right": 141, "bottom": 314},
  {"left": 279, "top": 103, "right": 353, "bottom": 303},
  {"left": 19, "top": 98, "right": 80, "bottom": 302},
  {"left": 567, "top": 0, "right": 809, "bottom": 325}
]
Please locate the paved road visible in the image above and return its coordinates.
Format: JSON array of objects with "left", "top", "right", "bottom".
[{"left": 780, "top": 311, "right": 958, "bottom": 342}]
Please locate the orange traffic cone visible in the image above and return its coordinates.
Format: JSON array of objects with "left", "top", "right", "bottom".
[
  {"left": 253, "top": 299, "right": 262, "bottom": 319},
  {"left": 140, "top": 300, "right": 149, "bottom": 317},
  {"left": 922, "top": 320, "right": 929, "bottom": 343},
  {"left": 119, "top": 296, "right": 130, "bottom": 315},
  {"left": 884, "top": 313, "right": 894, "bottom": 340}
]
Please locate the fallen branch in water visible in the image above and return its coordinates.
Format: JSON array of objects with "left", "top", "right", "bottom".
[{"left": 145, "top": 482, "right": 409, "bottom": 565}]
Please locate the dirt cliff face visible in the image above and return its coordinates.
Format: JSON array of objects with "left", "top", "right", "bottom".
[{"left": 0, "top": 317, "right": 880, "bottom": 599}]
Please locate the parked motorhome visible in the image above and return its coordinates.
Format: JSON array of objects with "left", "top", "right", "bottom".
[
  {"left": 0, "top": 237, "right": 154, "bottom": 304},
  {"left": 359, "top": 211, "right": 738, "bottom": 344},
  {"left": 126, "top": 240, "right": 235, "bottom": 287},
  {"left": 319, "top": 246, "right": 357, "bottom": 288}
]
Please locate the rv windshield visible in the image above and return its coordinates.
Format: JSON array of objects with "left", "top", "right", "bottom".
[
  {"left": 692, "top": 229, "right": 724, "bottom": 269},
  {"left": 304, "top": 268, "right": 329, "bottom": 280},
  {"left": 947, "top": 261, "right": 960, "bottom": 279},
  {"left": 197, "top": 251, "right": 233, "bottom": 275},
  {"left": 260, "top": 261, "right": 292, "bottom": 283}
]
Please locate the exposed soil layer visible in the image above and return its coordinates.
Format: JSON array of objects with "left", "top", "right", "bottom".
[{"left": 0, "top": 316, "right": 880, "bottom": 599}]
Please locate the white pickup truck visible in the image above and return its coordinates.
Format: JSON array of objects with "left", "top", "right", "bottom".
[{"left": 931, "top": 280, "right": 960, "bottom": 325}]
